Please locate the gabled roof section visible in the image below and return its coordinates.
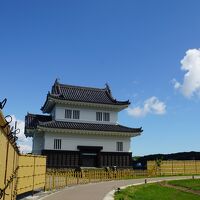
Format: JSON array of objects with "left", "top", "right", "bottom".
[
  {"left": 41, "top": 80, "right": 130, "bottom": 113},
  {"left": 25, "top": 113, "right": 52, "bottom": 130}
]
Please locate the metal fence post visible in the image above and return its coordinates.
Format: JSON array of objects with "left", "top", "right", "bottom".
[
  {"left": 89, "top": 171, "right": 91, "bottom": 183},
  {"left": 44, "top": 161, "right": 47, "bottom": 192},
  {"left": 77, "top": 172, "right": 79, "bottom": 184},
  {"left": 3, "top": 139, "right": 10, "bottom": 200},
  {"left": 184, "top": 161, "right": 186, "bottom": 175},
  {"left": 52, "top": 172, "right": 55, "bottom": 190},
  {"left": 32, "top": 156, "right": 36, "bottom": 196},
  {"left": 11, "top": 149, "right": 16, "bottom": 200},
  {"left": 195, "top": 160, "right": 197, "bottom": 174},
  {"left": 65, "top": 172, "right": 68, "bottom": 186}
]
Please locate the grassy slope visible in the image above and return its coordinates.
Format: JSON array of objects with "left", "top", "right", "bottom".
[
  {"left": 168, "top": 179, "right": 200, "bottom": 190},
  {"left": 114, "top": 183, "right": 200, "bottom": 200}
]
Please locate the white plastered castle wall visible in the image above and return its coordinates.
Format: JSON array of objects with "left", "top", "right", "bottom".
[
  {"left": 32, "top": 133, "right": 44, "bottom": 154},
  {"left": 53, "top": 105, "right": 118, "bottom": 124},
  {"left": 44, "top": 132, "right": 131, "bottom": 152}
]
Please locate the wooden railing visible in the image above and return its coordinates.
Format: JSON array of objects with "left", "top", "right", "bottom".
[
  {"left": 46, "top": 161, "right": 200, "bottom": 191},
  {"left": 45, "top": 169, "right": 148, "bottom": 191}
]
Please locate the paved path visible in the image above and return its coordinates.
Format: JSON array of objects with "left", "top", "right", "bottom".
[{"left": 41, "top": 176, "right": 200, "bottom": 200}]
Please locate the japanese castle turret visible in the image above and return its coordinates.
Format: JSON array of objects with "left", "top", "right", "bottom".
[{"left": 25, "top": 80, "right": 143, "bottom": 168}]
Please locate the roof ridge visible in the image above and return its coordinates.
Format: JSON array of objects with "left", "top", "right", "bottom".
[
  {"left": 57, "top": 83, "right": 106, "bottom": 91},
  {"left": 55, "top": 82, "right": 130, "bottom": 103}
]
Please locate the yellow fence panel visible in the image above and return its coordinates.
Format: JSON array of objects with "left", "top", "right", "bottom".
[
  {"left": 0, "top": 109, "right": 19, "bottom": 200},
  {"left": 147, "top": 160, "right": 200, "bottom": 176},
  {"left": 17, "top": 155, "right": 46, "bottom": 195},
  {"left": 0, "top": 125, "right": 7, "bottom": 188},
  {"left": 0, "top": 108, "right": 46, "bottom": 200}
]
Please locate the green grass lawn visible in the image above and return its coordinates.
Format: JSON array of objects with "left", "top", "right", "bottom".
[
  {"left": 114, "top": 183, "right": 200, "bottom": 200},
  {"left": 168, "top": 179, "right": 200, "bottom": 190}
]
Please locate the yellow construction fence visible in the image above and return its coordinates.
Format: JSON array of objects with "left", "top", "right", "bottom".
[
  {"left": 0, "top": 108, "right": 46, "bottom": 200},
  {"left": 17, "top": 154, "right": 46, "bottom": 195},
  {"left": 148, "top": 160, "right": 200, "bottom": 176}
]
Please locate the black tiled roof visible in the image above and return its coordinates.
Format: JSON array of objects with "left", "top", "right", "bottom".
[
  {"left": 25, "top": 113, "right": 142, "bottom": 134},
  {"left": 38, "top": 121, "right": 142, "bottom": 133},
  {"left": 25, "top": 113, "right": 52, "bottom": 129},
  {"left": 41, "top": 80, "right": 130, "bottom": 112}
]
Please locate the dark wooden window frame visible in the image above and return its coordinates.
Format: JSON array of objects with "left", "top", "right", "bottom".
[
  {"left": 96, "top": 112, "right": 102, "bottom": 121},
  {"left": 65, "top": 109, "right": 72, "bottom": 119},
  {"left": 54, "top": 139, "right": 62, "bottom": 150},
  {"left": 103, "top": 112, "right": 110, "bottom": 121},
  {"left": 73, "top": 110, "right": 80, "bottom": 119},
  {"left": 116, "top": 142, "right": 123, "bottom": 152}
]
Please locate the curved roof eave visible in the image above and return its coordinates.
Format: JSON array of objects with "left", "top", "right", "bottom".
[{"left": 41, "top": 94, "right": 130, "bottom": 113}]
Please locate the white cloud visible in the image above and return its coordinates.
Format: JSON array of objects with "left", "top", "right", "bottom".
[
  {"left": 9, "top": 115, "right": 32, "bottom": 153},
  {"left": 172, "top": 79, "right": 181, "bottom": 90},
  {"left": 127, "top": 96, "right": 166, "bottom": 117},
  {"left": 173, "top": 49, "right": 200, "bottom": 98},
  {"left": 19, "top": 144, "right": 32, "bottom": 153}
]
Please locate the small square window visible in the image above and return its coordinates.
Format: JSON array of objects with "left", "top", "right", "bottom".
[
  {"left": 96, "top": 112, "right": 102, "bottom": 121},
  {"left": 116, "top": 142, "right": 123, "bottom": 152},
  {"left": 54, "top": 139, "right": 61, "bottom": 150},
  {"left": 103, "top": 112, "right": 110, "bottom": 121},
  {"left": 65, "top": 109, "right": 72, "bottom": 119},
  {"left": 73, "top": 110, "right": 80, "bottom": 119}
]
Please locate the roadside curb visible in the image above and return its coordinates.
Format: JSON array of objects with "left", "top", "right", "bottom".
[
  {"left": 102, "top": 176, "right": 200, "bottom": 200},
  {"left": 102, "top": 180, "right": 162, "bottom": 200}
]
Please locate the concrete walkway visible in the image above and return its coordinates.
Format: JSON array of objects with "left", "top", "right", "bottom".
[{"left": 39, "top": 176, "right": 200, "bottom": 200}]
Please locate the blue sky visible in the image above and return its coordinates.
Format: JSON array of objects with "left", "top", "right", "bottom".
[{"left": 1, "top": 0, "right": 200, "bottom": 155}]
